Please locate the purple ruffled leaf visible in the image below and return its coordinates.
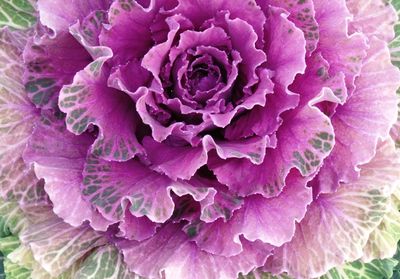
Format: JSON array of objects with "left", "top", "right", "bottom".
[
  {"left": 120, "top": 223, "right": 273, "bottom": 279},
  {"left": 59, "top": 53, "right": 145, "bottom": 162},
  {"left": 117, "top": 210, "right": 159, "bottom": 241},
  {"left": 23, "top": 116, "right": 112, "bottom": 231},
  {"left": 81, "top": 154, "right": 218, "bottom": 224},
  {"left": 185, "top": 171, "right": 311, "bottom": 257},
  {"left": 99, "top": 0, "right": 171, "bottom": 63},
  {"left": 23, "top": 32, "right": 91, "bottom": 109},
  {"left": 265, "top": 6, "right": 307, "bottom": 89},
  {"left": 313, "top": 0, "right": 368, "bottom": 95},
  {"left": 171, "top": 0, "right": 266, "bottom": 48},
  {"left": 259, "top": 0, "right": 319, "bottom": 54},
  {"left": 265, "top": 140, "right": 400, "bottom": 278},
  {"left": 291, "top": 51, "right": 348, "bottom": 106},
  {"left": 211, "top": 102, "right": 334, "bottom": 197},
  {"left": 315, "top": 37, "right": 400, "bottom": 194},
  {"left": 224, "top": 6, "right": 306, "bottom": 139},
  {"left": 143, "top": 135, "right": 271, "bottom": 181},
  {"left": 37, "top": 0, "right": 111, "bottom": 34}
]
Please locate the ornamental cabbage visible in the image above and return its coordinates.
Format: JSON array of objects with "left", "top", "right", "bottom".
[{"left": 1, "top": 0, "right": 400, "bottom": 278}]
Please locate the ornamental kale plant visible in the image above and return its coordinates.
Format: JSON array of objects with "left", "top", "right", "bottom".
[{"left": 1, "top": 0, "right": 400, "bottom": 278}]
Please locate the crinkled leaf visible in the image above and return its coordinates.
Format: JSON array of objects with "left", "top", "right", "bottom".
[
  {"left": 186, "top": 173, "right": 311, "bottom": 257},
  {"left": 313, "top": 0, "right": 368, "bottom": 94},
  {"left": 259, "top": 0, "right": 318, "bottom": 54},
  {"left": 243, "top": 257, "right": 398, "bottom": 279},
  {"left": 239, "top": 270, "right": 291, "bottom": 279},
  {"left": 82, "top": 154, "right": 219, "bottom": 226}
]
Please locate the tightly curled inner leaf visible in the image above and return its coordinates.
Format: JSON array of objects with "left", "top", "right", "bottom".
[{"left": 0, "top": 0, "right": 400, "bottom": 279}]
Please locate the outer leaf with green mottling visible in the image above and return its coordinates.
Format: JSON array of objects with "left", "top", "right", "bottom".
[
  {"left": 0, "top": 198, "right": 29, "bottom": 236},
  {"left": 0, "top": 27, "right": 48, "bottom": 210},
  {"left": 4, "top": 259, "right": 31, "bottom": 279},
  {"left": 23, "top": 115, "right": 112, "bottom": 231},
  {"left": 0, "top": 0, "right": 36, "bottom": 29},
  {"left": 59, "top": 50, "right": 146, "bottom": 162},
  {"left": 75, "top": 245, "right": 142, "bottom": 279},
  {"left": 265, "top": 140, "right": 400, "bottom": 278},
  {"left": 258, "top": 0, "right": 319, "bottom": 54},
  {"left": 81, "top": 153, "right": 220, "bottom": 226},
  {"left": 20, "top": 217, "right": 107, "bottom": 277},
  {"left": 316, "top": 36, "right": 400, "bottom": 194},
  {"left": 0, "top": 235, "right": 20, "bottom": 256},
  {"left": 9, "top": 244, "right": 85, "bottom": 279},
  {"left": 390, "top": 0, "right": 400, "bottom": 69},
  {"left": 23, "top": 32, "right": 92, "bottom": 109},
  {"left": 347, "top": 0, "right": 398, "bottom": 43},
  {"left": 361, "top": 194, "right": 400, "bottom": 262},
  {"left": 37, "top": 0, "right": 110, "bottom": 34},
  {"left": 243, "top": 257, "right": 398, "bottom": 279},
  {"left": 0, "top": 198, "right": 32, "bottom": 278},
  {"left": 321, "top": 258, "right": 398, "bottom": 279},
  {"left": 390, "top": 0, "right": 400, "bottom": 147}
]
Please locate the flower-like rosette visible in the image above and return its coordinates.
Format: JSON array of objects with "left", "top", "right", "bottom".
[{"left": 0, "top": 0, "right": 398, "bottom": 278}]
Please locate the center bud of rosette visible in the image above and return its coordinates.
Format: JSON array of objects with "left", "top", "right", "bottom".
[
  {"left": 136, "top": 12, "right": 273, "bottom": 153},
  {"left": 173, "top": 49, "right": 227, "bottom": 107},
  {"left": 186, "top": 54, "right": 222, "bottom": 95}
]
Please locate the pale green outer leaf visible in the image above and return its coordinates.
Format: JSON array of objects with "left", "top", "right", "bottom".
[
  {"left": 20, "top": 218, "right": 107, "bottom": 277},
  {"left": 390, "top": 0, "right": 400, "bottom": 147},
  {"left": 56, "top": 257, "right": 85, "bottom": 279},
  {"left": 361, "top": 193, "right": 400, "bottom": 261},
  {"left": 0, "top": 198, "right": 29, "bottom": 236},
  {"left": 241, "top": 258, "right": 398, "bottom": 279},
  {"left": 0, "top": 235, "right": 19, "bottom": 256},
  {"left": 7, "top": 245, "right": 34, "bottom": 271},
  {"left": 7, "top": 244, "right": 74, "bottom": 279},
  {"left": 74, "top": 245, "right": 143, "bottom": 279},
  {"left": 0, "top": 196, "right": 99, "bottom": 279},
  {"left": 320, "top": 258, "right": 398, "bottom": 279},
  {"left": 391, "top": 0, "right": 400, "bottom": 69},
  {"left": 4, "top": 259, "right": 31, "bottom": 279},
  {"left": 0, "top": 0, "right": 36, "bottom": 29},
  {"left": 239, "top": 270, "right": 292, "bottom": 279}
]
